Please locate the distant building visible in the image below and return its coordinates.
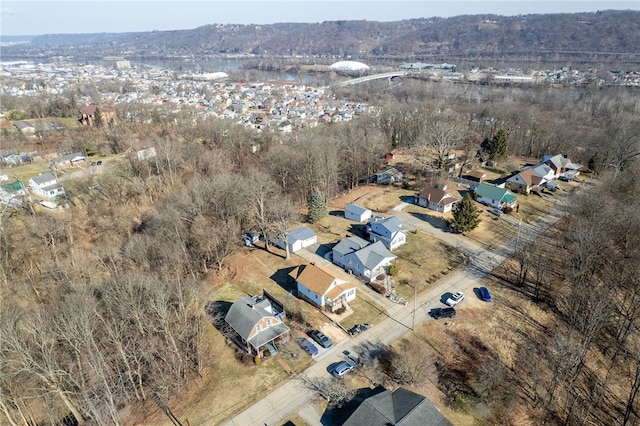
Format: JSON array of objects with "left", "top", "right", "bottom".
[{"left": 79, "top": 105, "right": 118, "bottom": 127}]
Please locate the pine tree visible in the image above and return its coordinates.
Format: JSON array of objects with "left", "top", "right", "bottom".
[
  {"left": 488, "top": 129, "right": 509, "bottom": 163},
  {"left": 451, "top": 193, "right": 481, "bottom": 233},
  {"left": 307, "top": 188, "right": 327, "bottom": 223},
  {"left": 94, "top": 108, "right": 104, "bottom": 128}
]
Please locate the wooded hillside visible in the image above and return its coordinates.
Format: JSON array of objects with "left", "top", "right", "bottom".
[{"left": 3, "top": 10, "right": 639, "bottom": 65}]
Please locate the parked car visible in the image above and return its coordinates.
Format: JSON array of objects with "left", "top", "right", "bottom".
[
  {"left": 332, "top": 359, "right": 356, "bottom": 378},
  {"left": 478, "top": 286, "right": 492, "bottom": 302},
  {"left": 446, "top": 291, "right": 465, "bottom": 307},
  {"left": 488, "top": 208, "right": 503, "bottom": 217},
  {"left": 299, "top": 338, "right": 319, "bottom": 356},
  {"left": 309, "top": 330, "right": 333, "bottom": 348},
  {"left": 347, "top": 323, "right": 370, "bottom": 336},
  {"left": 431, "top": 307, "right": 456, "bottom": 319}
]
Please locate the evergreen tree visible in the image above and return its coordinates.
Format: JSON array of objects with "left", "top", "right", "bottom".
[
  {"left": 451, "top": 193, "right": 481, "bottom": 233},
  {"left": 588, "top": 152, "right": 605, "bottom": 173},
  {"left": 307, "top": 188, "right": 327, "bottom": 223},
  {"left": 487, "top": 129, "right": 509, "bottom": 163},
  {"left": 94, "top": 108, "right": 104, "bottom": 128}
]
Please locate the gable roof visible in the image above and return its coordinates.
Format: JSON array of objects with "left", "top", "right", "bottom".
[
  {"left": 225, "top": 296, "right": 289, "bottom": 348},
  {"left": 508, "top": 168, "right": 544, "bottom": 186},
  {"left": 342, "top": 387, "right": 452, "bottom": 426},
  {"left": 288, "top": 226, "right": 316, "bottom": 242},
  {"left": 475, "top": 182, "right": 511, "bottom": 201},
  {"left": 333, "top": 236, "right": 370, "bottom": 256},
  {"left": 289, "top": 263, "right": 339, "bottom": 296},
  {"left": 345, "top": 203, "right": 371, "bottom": 216},
  {"left": 466, "top": 170, "right": 487, "bottom": 180},
  {"left": 30, "top": 173, "right": 57, "bottom": 185},
  {"left": 417, "top": 187, "right": 459, "bottom": 206},
  {"left": 353, "top": 241, "right": 396, "bottom": 270},
  {"left": 543, "top": 154, "right": 571, "bottom": 169},
  {"left": 369, "top": 216, "right": 403, "bottom": 234},
  {"left": 531, "top": 163, "right": 554, "bottom": 178}
]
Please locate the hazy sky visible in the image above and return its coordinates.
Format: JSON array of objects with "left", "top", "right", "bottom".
[{"left": 1, "top": 1, "right": 638, "bottom": 36}]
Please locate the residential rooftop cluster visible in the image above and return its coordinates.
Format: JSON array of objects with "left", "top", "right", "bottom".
[{"left": 0, "top": 61, "right": 376, "bottom": 133}]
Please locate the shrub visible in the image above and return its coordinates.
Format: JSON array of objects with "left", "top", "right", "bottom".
[
  {"left": 254, "top": 355, "right": 262, "bottom": 365},
  {"left": 334, "top": 306, "right": 346, "bottom": 315}
]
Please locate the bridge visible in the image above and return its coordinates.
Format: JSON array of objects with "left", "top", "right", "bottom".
[{"left": 335, "top": 71, "right": 408, "bottom": 87}]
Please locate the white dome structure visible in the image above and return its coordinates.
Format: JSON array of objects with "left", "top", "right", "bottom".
[{"left": 329, "top": 61, "right": 370, "bottom": 76}]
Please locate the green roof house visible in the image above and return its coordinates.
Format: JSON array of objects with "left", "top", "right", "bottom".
[{"left": 474, "top": 182, "right": 517, "bottom": 209}]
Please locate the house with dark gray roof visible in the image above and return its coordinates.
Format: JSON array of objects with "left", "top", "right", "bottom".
[
  {"left": 341, "top": 387, "right": 452, "bottom": 426},
  {"left": 224, "top": 293, "right": 289, "bottom": 356},
  {"left": 332, "top": 236, "right": 396, "bottom": 283}
]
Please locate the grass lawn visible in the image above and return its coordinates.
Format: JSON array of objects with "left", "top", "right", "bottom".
[
  {"left": 393, "top": 231, "right": 464, "bottom": 299},
  {"left": 339, "top": 295, "right": 387, "bottom": 330},
  {"left": 5, "top": 163, "right": 51, "bottom": 183}
]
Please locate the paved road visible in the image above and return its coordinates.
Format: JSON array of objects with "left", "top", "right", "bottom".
[{"left": 221, "top": 189, "right": 575, "bottom": 426}]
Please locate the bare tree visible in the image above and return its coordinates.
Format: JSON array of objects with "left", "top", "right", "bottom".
[
  {"left": 299, "top": 375, "right": 356, "bottom": 408},
  {"left": 377, "top": 339, "right": 435, "bottom": 386}
]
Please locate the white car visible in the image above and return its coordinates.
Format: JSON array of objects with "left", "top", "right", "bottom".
[{"left": 446, "top": 291, "right": 465, "bottom": 306}]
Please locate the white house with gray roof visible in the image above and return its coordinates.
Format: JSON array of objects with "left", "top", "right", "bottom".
[
  {"left": 28, "top": 173, "right": 65, "bottom": 200},
  {"left": 224, "top": 294, "right": 289, "bottom": 356},
  {"left": 332, "top": 236, "right": 397, "bottom": 283},
  {"left": 366, "top": 216, "right": 406, "bottom": 250}
]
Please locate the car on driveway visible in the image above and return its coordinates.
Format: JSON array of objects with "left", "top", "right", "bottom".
[
  {"left": 446, "top": 291, "right": 465, "bottom": 307},
  {"left": 332, "top": 359, "right": 356, "bottom": 378},
  {"left": 309, "top": 330, "right": 333, "bottom": 348},
  {"left": 299, "top": 338, "right": 319, "bottom": 356},
  {"left": 478, "top": 286, "right": 492, "bottom": 302},
  {"left": 431, "top": 307, "right": 456, "bottom": 319},
  {"left": 488, "top": 208, "right": 503, "bottom": 217}
]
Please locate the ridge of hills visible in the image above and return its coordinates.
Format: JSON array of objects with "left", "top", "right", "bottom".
[{"left": 2, "top": 10, "right": 639, "bottom": 64}]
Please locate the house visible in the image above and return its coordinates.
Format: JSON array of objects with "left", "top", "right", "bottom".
[
  {"left": 341, "top": 386, "right": 453, "bottom": 426},
  {"left": 530, "top": 163, "right": 556, "bottom": 182},
  {"left": 474, "top": 182, "right": 517, "bottom": 209},
  {"left": 542, "top": 154, "right": 572, "bottom": 177},
  {"left": 127, "top": 146, "right": 157, "bottom": 161},
  {"left": 375, "top": 167, "right": 403, "bottom": 185},
  {"left": 224, "top": 292, "right": 290, "bottom": 356},
  {"left": 416, "top": 186, "right": 460, "bottom": 213},
  {"left": 345, "top": 203, "right": 372, "bottom": 223},
  {"left": 28, "top": 173, "right": 66, "bottom": 200},
  {"left": 272, "top": 226, "right": 317, "bottom": 253},
  {"left": 79, "top": 105, "right": 118, "bottom": 126},
  {"left": 463, "top": 170, "right": 487, "bottom": 189},
  {"left": 289, "top": 263, "right": 357, "bottom": 313},
  {"left": 505, "top": 167, "right": 546, "bottom": 194},
  {"left": 332, "top": 237, "right": 397, "bottom": 282},
  {"left": 14, "top": 121, "right": 35, "bottom": 134},
  {"left": 50, "top": 152, "right": 87, "bottom": 170},
  {"left": 366, "top": 216, "right": 406, "bottom": 250}
]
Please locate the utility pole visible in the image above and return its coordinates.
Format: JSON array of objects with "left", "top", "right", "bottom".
[{"left": 412, "top": 282, "right": 417, "bottom": 330}]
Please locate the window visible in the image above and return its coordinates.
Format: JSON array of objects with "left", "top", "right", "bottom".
[
  {"left": 266, "top": 319, "right": 272, "bottom": 327},
  {"left": 256, "top": 325, "right": 262, "bottom": 332}
]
